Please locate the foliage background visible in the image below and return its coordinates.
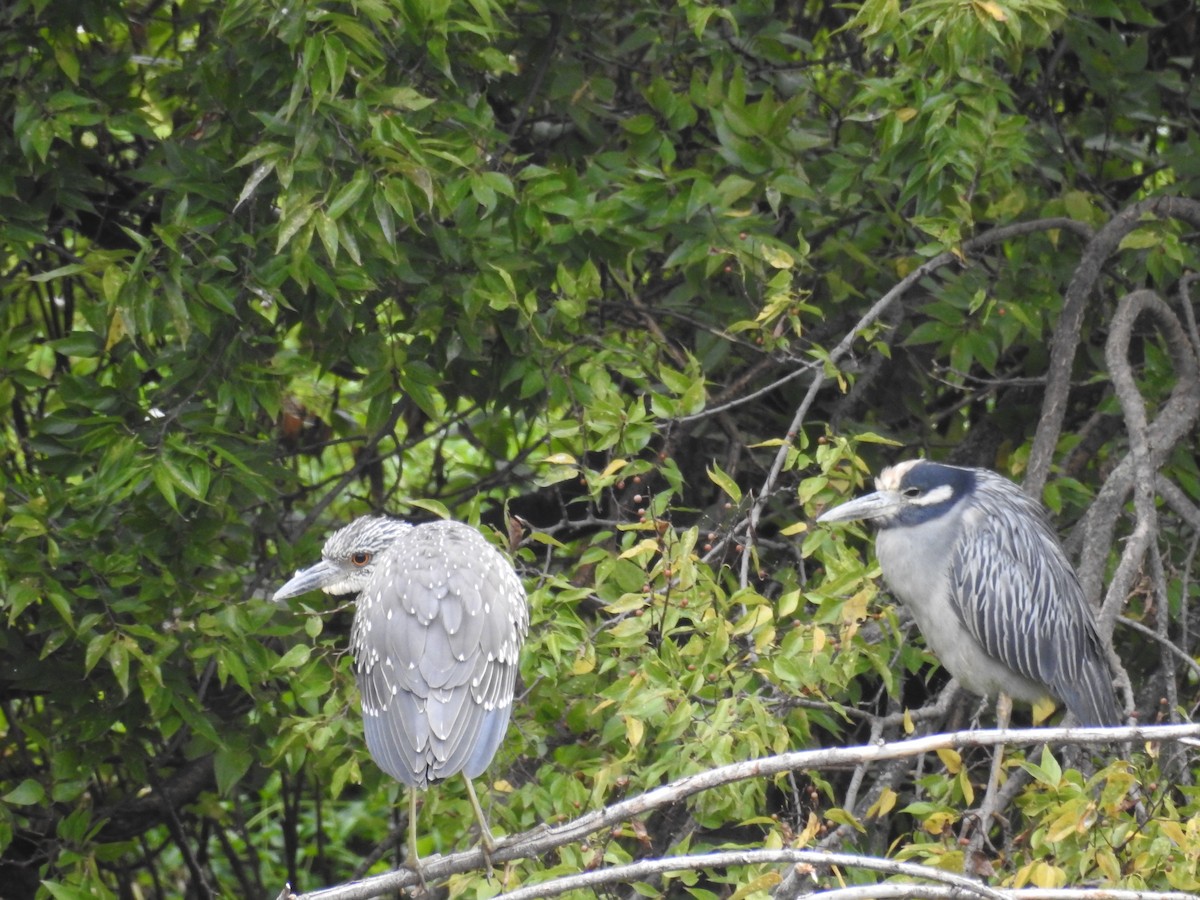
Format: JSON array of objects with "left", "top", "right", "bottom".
[{"left": 1, "top": 0, "right": 1198, "bottom": 897}]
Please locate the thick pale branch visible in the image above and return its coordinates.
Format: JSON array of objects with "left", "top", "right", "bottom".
[
  {"left": 793, "top": 888, "right": 1198, "bottom": 900},
  {"left": 495, "top": 849, "right": 1009, "bottom": 900},
  {"left": 283, "top": 723, "right": 1200, "bottom": 900}
]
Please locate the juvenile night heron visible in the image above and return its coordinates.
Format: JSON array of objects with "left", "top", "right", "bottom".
[
  {"left": 273, "top": 516, "right": 529, "bottom": 869},
  {"left": 817, "top": 460, "right": 1121, "bottom": 727}
]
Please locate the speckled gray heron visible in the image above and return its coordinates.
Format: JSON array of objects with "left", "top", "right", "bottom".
[{"left": 273, "top": 516, "right": 529, "bottom": 869}]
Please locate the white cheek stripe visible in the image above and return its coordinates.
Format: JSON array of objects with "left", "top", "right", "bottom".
[{"left": 913, "top": 484, "right": 954, "bottom": 506}]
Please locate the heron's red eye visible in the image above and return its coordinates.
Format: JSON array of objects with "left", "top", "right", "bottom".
[{"left": 351, "top": 552, "right": 372, "bottom": 566}]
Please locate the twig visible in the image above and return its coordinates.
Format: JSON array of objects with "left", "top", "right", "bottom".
[{"left": 1117, "top": 613, "right": 1200, "bottom": 681}]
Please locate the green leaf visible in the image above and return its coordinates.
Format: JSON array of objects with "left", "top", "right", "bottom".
[
  {"left": 276, "top": 201, "right": 317, "bottom": 252},
  {"left": 707, "top": 463, "right": 742, "bottom": 504},
  {"left": 3, "top": 778, "right": 46, "bottom": 805},
  {"left": 327, "top": 169, "right": 371, "bottom": 220},
  {"left": 84, "top": 632, "right": 114, "bottom": 676},
  {"left": 28, "top": 264, "right": 88, "bottom": 283},
  {"left": 214, "top": 742, "right": 254, "bottom": 795},
  {"left": 107, "top": 639, "right": 131, "bottom": 696},
  {"left": 274, "top": 644, "right": 312, "bottom": 670},
  {"left": 1118, "top": 228, "right": 1161, "bottom": 250}
]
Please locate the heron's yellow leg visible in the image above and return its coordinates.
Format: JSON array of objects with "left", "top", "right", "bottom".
[{"left": 463, "top": 775, "right": 496, "bottom": 877}]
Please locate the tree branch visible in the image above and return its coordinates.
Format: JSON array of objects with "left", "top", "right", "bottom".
[
  {"left": 1025, "top": 196, "right": 1200, "bottom": 498},
  {"left": 281, "top": 723, "right": 1200, "bottom": 900}
]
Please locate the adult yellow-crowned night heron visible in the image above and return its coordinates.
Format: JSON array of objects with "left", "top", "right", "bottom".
[
  {"left": 273, "top": 516, "right": 528, "bottom": 869},
  {"left": 818, "top": 460, "right": 1121, "bottom": 726}
]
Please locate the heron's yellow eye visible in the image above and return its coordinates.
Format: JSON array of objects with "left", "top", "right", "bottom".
[{"left": 350, "top": 552, "right": 372, "bottom": 566}]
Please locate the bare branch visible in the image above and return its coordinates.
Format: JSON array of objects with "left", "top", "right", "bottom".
[
  {"left": 1074, "top": 290, "right": 1200, "bottom": 615},
  {"left": 792, "top": 887, "right": 1199, "bottom": 900},
  {"left": 1026, "top": 196, "right": 1200, "bottom": 497},
  {"left": 495, "top": 849, "right": 1009, "bottom": 900},
  {"left": 284, "top": 723, "right": 1200, "bottom": 900}
]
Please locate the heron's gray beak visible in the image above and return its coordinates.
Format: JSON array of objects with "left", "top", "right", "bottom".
[
  {"left": 273, "top": 560, "right": 339, "bottom": 603},
  {"left": 817, "top": 490, "right": 902, "bottom": 524}
]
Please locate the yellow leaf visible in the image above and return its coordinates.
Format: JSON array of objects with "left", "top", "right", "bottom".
[
  {"left": 1158, "top": 818, "right": 1186, "bottom": 845},
  {"left": 976, "top": 0, "right": 1008, "bottom": 21},
  {"left": 1046, "top": 807, "right": 1083, "bottom": 842},
  {"left": 729, "top": 872, "right": 781, "bottom": 900},
  {"left": 600, "top": 457, "right": 628, "bottom": 478},
  {"left": 1032, "top": 694, "right": 1056, "bottom": 724},
  {"left": 619, "top": 538, "right": 659, "bottom": 560},
  {"left": 866, "top": 787, "right": 897, "bottom": 819},
  {"left": 1096, "top": 848, "right": 1121, "bottom": 882},
  {"left": 825, "top": 807, "right": 865, "bottom": 833},
  {"left": 922, "top": 811, "right": 955, "bottom": 836},
  {"left": 1031, "top": 861, "right": 1066, "bottom": 889},
  {"left": 572, "top": 646, "right": 596, "bottom": 675},
  {"left": 779, "top": 520, "right": 808, "bottom": 536},
  {"left": 707, "top": 463, "right": 743, "bottom": 503},
  {"left": 760, "top": 244, "right": 794, "bottom": 269},
  {"left": 732, "top": 605, "right": 772, "bottom": 636},
  {"left": 936, "top": 748, "right": 962, "bottom": 773},
  {"left": 542, "top": 452, "right": 577, "bottom": 466},
  {"left": 896, "top": 107, "right": 918, "bottom": 122},
  {"left": 605, "top": 593, "right": 648, "bottom": 614},
  {"left": 902, "top": 707, "right": 914, "bottom": 734},
  {"left": 841, "top": 589, "right": 870, "bottom": 623},
  {"left": 959, "top": 768, "right": 974, "bottom": 806},
  {"left": 624, "top": 715, "right": 644, "bottom": 748},
  {"left": 795, "top": 811, "right": 820, "bottom": 847},
  {"left": 811, "top": 626, "right": 826, "bottom": 656}
]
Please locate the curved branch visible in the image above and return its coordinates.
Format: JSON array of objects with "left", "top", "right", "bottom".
[
  {"left": 96, "top": 755, "right": 216, "bottom": 842},
  {"left": 1074, "top": 291, "right": 1200, "bottom": 615},
  {"left": 1100, "top": 290, "right": 1166, "bottom": 616},
  {"left": 1025, "top": 196, "right": 1200, "bottom": 498}
]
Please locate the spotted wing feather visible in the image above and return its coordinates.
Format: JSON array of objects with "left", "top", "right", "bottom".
[{"left": 351, "top": 520, "right": 529, "bottom": 788}]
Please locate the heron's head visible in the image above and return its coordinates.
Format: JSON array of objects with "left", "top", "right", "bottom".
[
  {"left": 273, "top": 516, "right": 413, "bottom": 602},
  {"left": 817, "top": 459, "right": 977, "bottom": 529}
]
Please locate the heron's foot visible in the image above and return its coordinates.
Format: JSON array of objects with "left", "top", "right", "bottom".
[
  {"left": 404, "top": 861, "right": 431, "bottom": 896},
  {"left": 958, "top": 806, "right": 1006, "bottom": 847},
  {"left": 478, "top": 838, "right": 495, "bottom": 881},
  {"left": 959, "top": 800, "right": 1007, "bottom": 880}
]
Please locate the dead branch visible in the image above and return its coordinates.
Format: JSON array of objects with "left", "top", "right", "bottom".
[
  {"left": 1026, "top": 196, "right": 1200, "bottom": 498},
  {"left": 281, "top": 723, "right": 1200, "bottom": 900}
]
